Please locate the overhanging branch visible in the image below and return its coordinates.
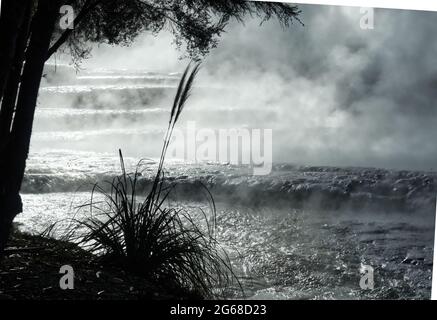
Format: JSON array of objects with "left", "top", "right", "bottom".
[{"left": 46, "top": 0, "right": 102, "bottom": 61}]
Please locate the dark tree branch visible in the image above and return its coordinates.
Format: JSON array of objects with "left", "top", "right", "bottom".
[{"left": 46, "top": 0, "right": 102, "bottom": 61}]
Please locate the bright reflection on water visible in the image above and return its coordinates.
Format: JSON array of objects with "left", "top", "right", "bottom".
[{"left": 17, "top": 193, "right": 434, "bottom": 300}]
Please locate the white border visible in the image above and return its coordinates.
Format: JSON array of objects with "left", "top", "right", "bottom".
[{"left": 255, "top": 0, "right": 437, "bottom": 11}]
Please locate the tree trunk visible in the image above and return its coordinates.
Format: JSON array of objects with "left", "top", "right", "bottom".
[
  {"left": 0, "top": 192, "right": 22, "bottom": 258},
  {"left": 0, "top": 0, "right": 30, "bottom": 100},
  {"left": 0, "top": 0, "right": 60, "bottom": 258},
  {"left": 0, "top": 1, "right": 33, "bottom": 140}
]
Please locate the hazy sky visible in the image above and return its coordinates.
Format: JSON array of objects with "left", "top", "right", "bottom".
[{"left": 81, "top": 4, "right": 437, "bottom": 171}]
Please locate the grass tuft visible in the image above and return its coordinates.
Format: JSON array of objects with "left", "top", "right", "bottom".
[{"left": 61, "top": 62, "right": 238, "bottom": 298}]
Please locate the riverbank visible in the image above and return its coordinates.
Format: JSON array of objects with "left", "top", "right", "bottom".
[{"left": 0, "top": 227, "right": 201, "bottom": 300}]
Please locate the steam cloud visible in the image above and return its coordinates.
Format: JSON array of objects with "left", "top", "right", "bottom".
[{"left": 68, "top": 5, "right": 437, "bottom": 171}]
